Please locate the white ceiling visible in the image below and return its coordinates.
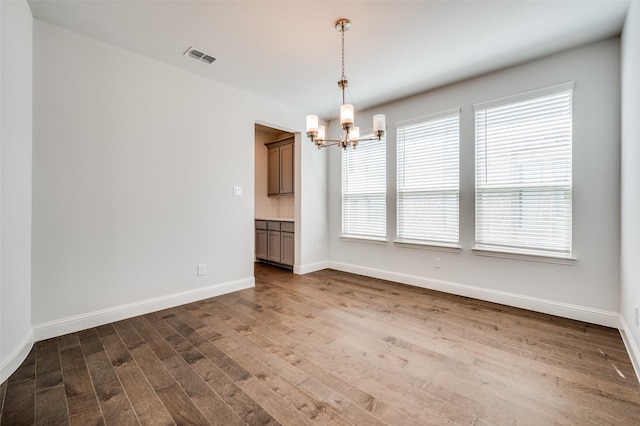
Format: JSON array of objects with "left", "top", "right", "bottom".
[{"left": 28, "top": 0, "right": 629, "bottom": 120}]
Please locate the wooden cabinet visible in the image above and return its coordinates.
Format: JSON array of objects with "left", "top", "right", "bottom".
[
  {"left": 255, "top": 221, "right": 268, "bottom": 260},
  {"left": 267, "top": 148, "right": 280, "bottom": 196},
  {"left": 255, "top": 220, "right": 294, "bottom": 268},
  {"left": 267, "top": 221, "right": 281, "bottom": 263},
  {"left": 279, "top": 143, "right": 294, "bottom": 194},
  {"left": 280, "top": 221, "right": 295, "bottom": 266},
  {"left": 266, "top": 137, "right": 294, "bottom": 196}
]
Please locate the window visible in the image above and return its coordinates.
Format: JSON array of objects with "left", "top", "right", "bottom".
[
  {"left": 341, "top": 135, "right": 386, "bottom": 239},
  {"left": 474, "top": 83, "right": 573, "bottom": 257},
  {"left": 396, "top": 109, "right": 460, "bottom": 244}
]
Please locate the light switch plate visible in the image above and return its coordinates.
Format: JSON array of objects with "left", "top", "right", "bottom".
[{"left": 233, "top": 186, "right": 243, "bottom": 196}]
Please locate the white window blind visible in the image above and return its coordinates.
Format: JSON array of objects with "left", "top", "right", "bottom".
[
  {"left": 341, "top": 135, "right": 386, "bottom": 238},
  {"left": 397, "top": 109, "right": 460, "bottom": 244},
  {"left": 474, "top": 83, "right": 573, "bottom": 257}
]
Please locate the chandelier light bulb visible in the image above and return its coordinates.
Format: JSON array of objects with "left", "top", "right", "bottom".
[
  {"left": 306, "top": 115, "right": 319, "bottom": 133},
  {"left": 340, "top": 104, "right": 354, "bottom": 128},
  {"left": 350, "top": 127, "right": 360, "bottom": 141},
  {"left": 317, "top": 125, "right": 326, "bottom": 140},
  {"left": 373, "top": 114, "right": 386, "bottom": 137}
]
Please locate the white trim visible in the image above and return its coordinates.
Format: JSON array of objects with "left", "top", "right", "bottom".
[
  {"left": 294, "top": 261, "right": 329, "bottom": 275},
  {"left": 326, "top": 261, "right": 618, "bottom": 327},
  {"left": 473, "top": 81, "right": 575, "bottom": 110},
  {"left": 0, "top": 329, "right": 34, "bottom": 383},
  {"left": 471, "top": 247, "right": 576, "bottom": 265},
  {"left": 339, "top": 235, "right": 388, "bottom": 245},
  {"left": 395, "top": 107, "right": 461, "bottom": 128},
  {"left": 394, "top": 239, "right": 462, "bottom": 253},
  {"left": 33, "top": 277, "right": 254, "bottom": 341},
  {"left": 619, "top": 316, "right": 640, "bottom": 384}
]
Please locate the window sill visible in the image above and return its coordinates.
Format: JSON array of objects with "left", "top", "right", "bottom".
[
  {"left": 394, "top": 239, "right": 462, "bottom": 253},
  {"left": 339, "top": 235, "right": 388, "bottom": 245},
  {"left": 471, "top": 246, "right": 576, "bottom": 265}
]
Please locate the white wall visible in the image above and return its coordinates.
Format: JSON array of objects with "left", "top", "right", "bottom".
[
  {"left": 328, "top": 38, "right": 621, "bottom": 326},
  {"left": 296, "top": 131, "right": 329, "bottom": 274},
  {"left": 31, "top": 20, "right": 323, "bottom": 339},
  {"left": 0, "top": 0, "right": 34, "bottom": 383},
  {"left": 620, "top": 0, "right": 640, "bottom": 378}
]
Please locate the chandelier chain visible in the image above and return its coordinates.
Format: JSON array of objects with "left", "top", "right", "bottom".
[
  {"left": 341, "top": 23, "right": 346, "bottom": 81},
  {"left": 340, "top": 22, "right": 346, "bottom": 104}
]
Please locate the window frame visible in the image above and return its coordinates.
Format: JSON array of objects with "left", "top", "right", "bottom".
[
  {"left": 395, "top": 108, "right": 461, "bottom": 248},
  {"left": 340, "top": 132, "right": 387, "bottom": 241},
  {"left": 473, "top": 82, "right": 575, "bottom": 262}
]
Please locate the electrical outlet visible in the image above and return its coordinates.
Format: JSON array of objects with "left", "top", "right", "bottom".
[
  {"left": 434, "top": 257, "right": 441, "bottom": 269},
  {"left": 197, "top": 264, "right": 207, "bottom": 276},
  {"left": 233, "top": 186, "right": 243, "bottom": 196},
  {"left": 634, "top": 305, "right": 639, "bottom": 326}
]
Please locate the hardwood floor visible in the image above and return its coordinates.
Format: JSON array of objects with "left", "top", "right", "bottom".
[{"left": 2, "top": 263, "right": 639, "bottom": 425}]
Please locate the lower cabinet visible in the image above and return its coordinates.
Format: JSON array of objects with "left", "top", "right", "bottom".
[
  {"left": 267, "top": 229, "right": 281, "bottom": 263},
  {"left": 256, "top": 220, "right": 294, "bottom": 268},
  {"left": 255, "top": 228, "right": 267, "bottom": 260},
  {"left": 280, "top": 222, "right": 294, "bottom": 266}
]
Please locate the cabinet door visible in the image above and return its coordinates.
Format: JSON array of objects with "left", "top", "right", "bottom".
[
  {"left": 280, "top": 232, "right": 294, "bottom": 266},
  {"left": 267, "top": 146, "right": 280, "bottom": 196},
  {"left": 267, "top": 230, "right": 281, "bottom": 263},
  {"left": 279, "top": 143, "right": 294, "bottom": 194},
  {"left": 255, "top": 229, "right": 268, "bottom": 260}
]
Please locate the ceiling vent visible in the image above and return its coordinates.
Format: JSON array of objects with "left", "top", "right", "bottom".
[{"left": 184, "top": 47, "right": 216, "bottom": 65}]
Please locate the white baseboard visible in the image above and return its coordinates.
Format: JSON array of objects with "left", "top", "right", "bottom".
[
  {"left": 619, "top": 316, "right": 640, "bottom": 383},
  {"left": 327, "top": 261, "right": 619, "bottom": 328},
  {"left": 1, "top": 329, "right": 34, "bottom": 383},
  {"left": 294, "top": 261, "right": 329, "bottom": 275},
  {"left": 33, "top": 277, "right": 254, "bottom": 342}
]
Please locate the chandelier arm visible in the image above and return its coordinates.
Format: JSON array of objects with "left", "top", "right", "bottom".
[
  {"left": 315, "top": 138, "right": 345, "bottom": 144},
  {"left": 321, "top": 141, "right": 341, "bottom": 147},
  {"left": 357, "top": 135, "right": 383, "bottom": 142}
]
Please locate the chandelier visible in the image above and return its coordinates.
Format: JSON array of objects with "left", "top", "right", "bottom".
[{"left": 305, "top": 18, "right": 386, "bottom": 149}]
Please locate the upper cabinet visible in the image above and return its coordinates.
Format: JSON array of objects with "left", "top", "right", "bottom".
[{"left": 266, "top": 137, "right": 294, "bottom": 196}]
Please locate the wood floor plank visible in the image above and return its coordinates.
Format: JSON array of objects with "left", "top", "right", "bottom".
[
  {"left": 293, "top": 358, "right": 423, "bottom": 426},
  {"left": 155, "top": 382, "right": 210, "bottom": 425},
  {"left": 35, "top": 339, "right": 69, "bottom": 426},
  {"left": 0, "top": 378, "right": 6, "bottom": 417},
  {"left": 240, "top": 377, "right": 314, "bottom": 426},
  {"left": 35, "top": 339, "right": 63, "bottom": 385},
  {"left": 2, "top": 263, "right": 639, "bottom": 425},
  {"left": 196, "top": 305, "right": 309, "bottom": 387},
  {"left": 58, "top": 334, "right": 104, "bottom": 426},
  {"left": 1, "top": 347, "right": 36, "bottom": 426},
  {"left": 128, "top": 316, "right": 176, "bottom": 361},
  {"left": 162, "top": 353, "right": 245, "bottom": 426},
  {"left": 148, "top": 310, "right": 281, "bottom": 425},
  {"left": 159, "top": 312, "right": 249, "bottom": 380},
  {"left": 233, "top": 353, "right": 352, "bottom": 425},
  {"left": 79, "top": 329, "right": 138, "bottom": 425},
  {"left": 190, "top": 348, "right": 280, "bottom": 425},
  {"left": 112, "top": 320, "right": 212, "bottom": 424},
  {"left": 35, "top": 385, "right": 69, "bottom": 426},
  {"left": 95, "top": 324, "right": 174, "bottom": 425}
]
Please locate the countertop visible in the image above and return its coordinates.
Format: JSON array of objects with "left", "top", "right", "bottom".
[{"left": 255, "top": 217, "right": 294, "bottom": 222}]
